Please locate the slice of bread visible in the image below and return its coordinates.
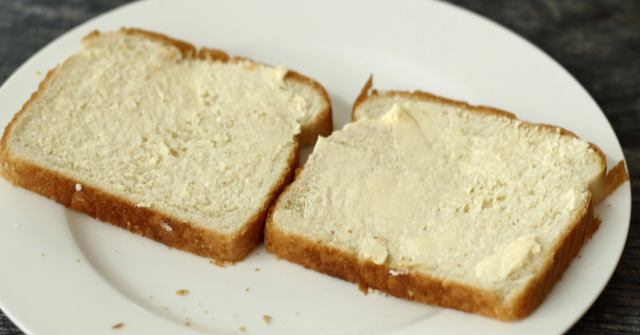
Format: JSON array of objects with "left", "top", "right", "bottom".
[
  {"left": 0, "top": 28, "right": 331, "bottom": 261},
  {"left": 264, "top": 77, "right": 629, "bottom": 320}
]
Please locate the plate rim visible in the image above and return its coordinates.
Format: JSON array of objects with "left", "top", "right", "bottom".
[{"left": 0, "top": 0, "right": 631, "bottom": 334}]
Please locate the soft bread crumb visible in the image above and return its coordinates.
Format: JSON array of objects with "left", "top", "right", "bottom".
[
  {"left": 75, "top": 183, "right": 82, "bottom": 191},
  {"left": 176, "top": 289, "right": 189, "bottom": 296},
  {"left": 263, "top": 315, "right": 271, "bottom": 325},
  {"left": 210, "top": 259, "right": 235, "bottom": 267},
  {"left": 111, "top": 323, "right": 124, "bottom": 329},
  {"left": 368, "top": 288, "right": 381, "bottom": 296}
]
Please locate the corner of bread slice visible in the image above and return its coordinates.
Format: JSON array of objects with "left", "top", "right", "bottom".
[
  {"left": 0, "top": 28, "right": 329, "bottom": 261},
  {"left": 283, "top": 70, "right": 333, "bottom": 146},
  {"left": 265, "top": 81, "right": 629, "bottom": 319}
]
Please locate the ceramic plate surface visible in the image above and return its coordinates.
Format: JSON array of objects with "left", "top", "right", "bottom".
[{"left": 0, "top": 0, "right": 631, "bottom": 334}]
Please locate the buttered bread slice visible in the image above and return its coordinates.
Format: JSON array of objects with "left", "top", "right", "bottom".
[
  {"left": 264, "top": 78, "right": 628, "bottom": 320},
  {"left": 0, "top": 29, "right": 331, "bottom": 261}
]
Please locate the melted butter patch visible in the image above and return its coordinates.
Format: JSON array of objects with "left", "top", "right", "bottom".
[
  {"left": 273, "top": 63, "right": 288, "bottom": 83},
  {"left": 294, "top": 96, "right": 308, "bottom": 113},
  {"left": 366, "top": 169, "right": 405, "bottom": 218},
  {"left": 402, "top": 217, "right": 466, "bottom": 258},
  {"left": 475, "top": 235, "right": 541, "bottom": 282},
  {"left": 312, "top": 136, "right": 332, "bottom": 154},
  {"left": 563, "top": 186, "right": 584, "bottom": 212},
  {"left": 382, "top": 105, "right": 429, "bottom": 151},
  {"left": 361, "top": 238, "right": 388, "bottom": 265}
]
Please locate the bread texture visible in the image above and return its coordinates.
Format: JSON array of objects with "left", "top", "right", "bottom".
[
  {"left": 264, "top": 77, "right": 629, "bottom": 320},
  {"left": 0, "top": 28, "right": 332, "bottom": 262}
]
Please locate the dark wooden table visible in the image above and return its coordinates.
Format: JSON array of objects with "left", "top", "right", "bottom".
[{"left": 0, "top": 0, "right": 637, "bottom": 334}]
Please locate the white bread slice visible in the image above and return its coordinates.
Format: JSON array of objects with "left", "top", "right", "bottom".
[
  {"left": 264, "top": 78, "right": 629, "bottom": 320},
  {"left": 0, "top": 28, "right": 331, "bottom": 261}
]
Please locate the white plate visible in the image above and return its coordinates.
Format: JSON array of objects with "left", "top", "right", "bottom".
[{"left": 0, "top": 0, "right": 631, "bottom": 334}]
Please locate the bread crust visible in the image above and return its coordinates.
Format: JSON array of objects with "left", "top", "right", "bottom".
[
  {"left": 264, "top": 197, "right": 596, "bottom": 320},
  {"left": 1, "top": 128, "right": 296, "bottom": 262},
  {"left": 352, "top": 75, "right": 515, "bottom": 122},
  {"left": 0, "top": 28, "right": 325, "bottom": 261},
  {"left": 265, "top": 79, "right": 629, "bottom": 320}
]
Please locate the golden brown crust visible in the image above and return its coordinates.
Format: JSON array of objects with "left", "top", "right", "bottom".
[
  {"left": 118, "top": 28, "right": 197, "bottom": 58},
  {"left": 352, "top": 76, "right": 515, "bottom": 122},
  {"left": 198, "top": 47, "right": 230, "bottom": 62},
  {"left": 0, "top": 28, "right": 319, "bottom": 261},
  {"left": 265, "top": 188, "right": 599, "bottom": 320},
  {"left": 0, "top": 64, "right": 60, "bottom": 176},
  {"left": 1, "top": 140, "right": 296, "bottom": 261},
  {"left": 499, "top": 198, "right": 597, "bottom": 320},
  {"left": 599, "top": 160, "right": 630, "bottom": 204},
  {"left": 0, "top": 140, "right": 296, "bottom": 262},
  {"left": 352, "top": 75, "right": 374, "bottom": 121}
]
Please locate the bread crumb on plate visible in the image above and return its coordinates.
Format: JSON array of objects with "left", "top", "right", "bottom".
[{"left": 210, "top": 259, "right": 235, "bottom": 267}]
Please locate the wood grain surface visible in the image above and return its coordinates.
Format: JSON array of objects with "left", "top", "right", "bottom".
[{"left": 0, "top": 0, "right": 638, "bottom": 334}]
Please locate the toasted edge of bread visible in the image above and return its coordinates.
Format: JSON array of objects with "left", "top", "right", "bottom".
[{"left": 265, "top": 200, "right": 597, "bottom": 320}]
